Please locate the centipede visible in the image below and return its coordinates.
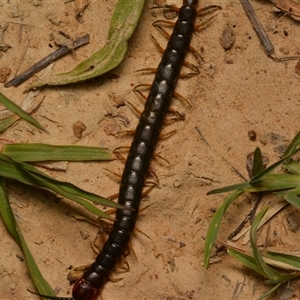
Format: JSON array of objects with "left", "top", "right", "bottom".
[{"left": 33, "top": 1, "right": 217, "bottom": 299}]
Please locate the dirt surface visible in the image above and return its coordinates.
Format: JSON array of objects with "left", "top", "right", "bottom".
[{"left": 1, "top": 1, "right": 300, "bottom": 300}]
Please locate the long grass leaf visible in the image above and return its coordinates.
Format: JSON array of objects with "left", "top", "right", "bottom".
[
  {"left": 0, "top": 178, "right": 55, "bottom": 299},
  {"left": 0, "top": 154, "right": 122, "bottom": 219},
  {"left": 0, "top": 178, "right": 21, "bottom": 244},
  {"left": 265, "top": 272, "right": 300, "bottom": 285},
  {"left": 0, "top": 114, "right": 20, "bottom": 133},
  {"left": 283, "top": 190, "right": 300, "bottom": 209},
  {"left": 283, "top": 131, "right": 300, "bottom": 158},
  {"left": 204, "top": 190, "right": 244, "bottom": 268},
  {"left": 17, "top": 158, "right": 120, "bottom": 208},
  {"left": 0, "top": 93, "right": 45, "bottom": 131},
  {"left": 252, "top": 147, "right": 264, "bottom": 177},
  {"left": 227, "top": 248, "right": 266, "bottom": 276},
  {"left": 257, "top": 284, "right": 281, "bottom": 300},
  {"left": 250, "top": 148, "right": 300, "bottom": 183},
  {"left": 267, "top": 251, "right": 300, "bottom": 270},
  {"left": 250, "top": 207, "right": 279, "bottom": 279},
  {"left": 246, "top": 174, "right": 300, "bottom": 193},
  {"left": 2, "top": 143, "right": 114, "bottom": 162},
  {"left": 284, "top": 160, "right": 300, "bottom": 175},
  {"left": 241, "top": 200, "right": 288, "bottom": 244},
  {"left": 207, "top": 183, "right": 250, "bottom": 195}
]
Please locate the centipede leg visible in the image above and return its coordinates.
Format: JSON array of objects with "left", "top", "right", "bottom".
[{"left": 196, "top": 5, "right": 221, "bottom": 15}]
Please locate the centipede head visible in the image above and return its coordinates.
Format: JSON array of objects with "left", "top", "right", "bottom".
[{"left": 72, "top": 278, "right": 100, "bottom": 300}]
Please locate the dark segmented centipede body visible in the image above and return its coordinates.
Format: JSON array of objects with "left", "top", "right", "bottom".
[
  {"left": 74, "top": 1, "right": 199, "bottom": 299},
  {"left": 39, "top": 1, "right": 199, "bottom": 299}
]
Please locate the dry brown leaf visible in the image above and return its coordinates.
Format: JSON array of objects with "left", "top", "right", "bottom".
[{"left": 271, "top": 0, "right": 300, "bottom": 20}]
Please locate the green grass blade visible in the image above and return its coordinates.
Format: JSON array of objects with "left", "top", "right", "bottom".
[
  {"left": 204, "top": 190, "right": 244, "bottom": 268},
  {"left": 0, "top": 178, "right": 21, "bottom": 244},
  {"left": 283, "top": 131, "right": 300, "bottom": 158},
  {"left": 250, "top": 156, "right": 290, "bottom": 183},
  {"left": 0, "top": 177, "right": 55, "bottom": 299},
  {"left": 250, "top": 148, "right": 300, "bottom": 183},
  {"left": 283, "top": 190, "right": 300, "bottom": 209},
  {"left": 228, "top": 249, "right": 300, "bottom": 289},
  {"left": 227, "top": 248, "right": 266, "bottom": 276},
  {"left": 0, "top": 114, "right": 20, "bottom": 133},
  {"left": 252, "top": 147, "right": 264, "bottom": 177},
  {"left": 2, "top": 143, "right": 114, "bottom": 162},
  {"left": 17, "top": 158, "right": 120, "bottom": 208},
  {"left": 267, "top": 251, "right": 300, "bottom": 270},
  {"left": 0, "top": 153, "right": 122, "bottom": 219},
  {"left": 247, "top": 174, "right": 300, "bottom": 193},
  {"left": 250, "top": 207, "right": 279, "bottom": 279},
  {"left": 257, "top": 284, "right": 281, "bottom": 300},
  {"left": 207, "top": 182, "right": 250, "bottom": 195},
  {"left": 0, "top": 93, "right": 45, "bottom": 131},
  {"left": 265, "top": 273, "right": 300, "bottom": 285},
  {"left": 284, "top": 160, "right": 300, "bottom": 175},
  {"left": 29, "top": 0, "right": 145, "bottom": 88}
]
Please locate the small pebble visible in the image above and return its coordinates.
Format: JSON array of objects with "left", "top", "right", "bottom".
[
  {"left": 248, "top": 130, "right": 257, "bottom": 141},
  {"left": 0, "top": 66, "right": 11, "bottom": 83},
  {"left": 220, "top": 26, "right": 235, "bottom": 50},
  {"left": 73, "top": 121, "right": 87, "bottom": 138},
  {"left": 286, "top": 211, "right": 300, "bottom": 233}
]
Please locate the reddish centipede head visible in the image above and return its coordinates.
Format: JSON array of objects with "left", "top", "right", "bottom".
[
  {"left": 72, "top": 277, "right": 100, "bottom": 300},
  {"left": 184, "top": 0, "right": 198, "bottom": 9}
]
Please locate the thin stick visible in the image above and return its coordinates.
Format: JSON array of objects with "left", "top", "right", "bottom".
[
  {"left": 239, "top": 0, "right": 274, "bottom": 56},
  {"left": 4, "top": 34, "right": 90, "bottom": 87}
]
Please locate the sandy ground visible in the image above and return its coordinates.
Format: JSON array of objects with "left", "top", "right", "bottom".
[{"left": 0, "top": 1, "right": 300, "bottom": 300}]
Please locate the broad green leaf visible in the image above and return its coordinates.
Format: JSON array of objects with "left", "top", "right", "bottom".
[
  {"left": 204, "top": 190, "right": 244, "bottom": 268},
  {"left": 0, "top": 178, "right": 55, "bottom": 299},
  {"left": 252, "top": 147, "right": 264, "bottom": 177},
  {"left": 2, "top": 143, "right": 114, "bottom": 162},
  {"left": 0, "top": 93, "right": 45, "bottom": 131},
  {"left": 28, "top": 0, "right": 145, "bottom": 88}
]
